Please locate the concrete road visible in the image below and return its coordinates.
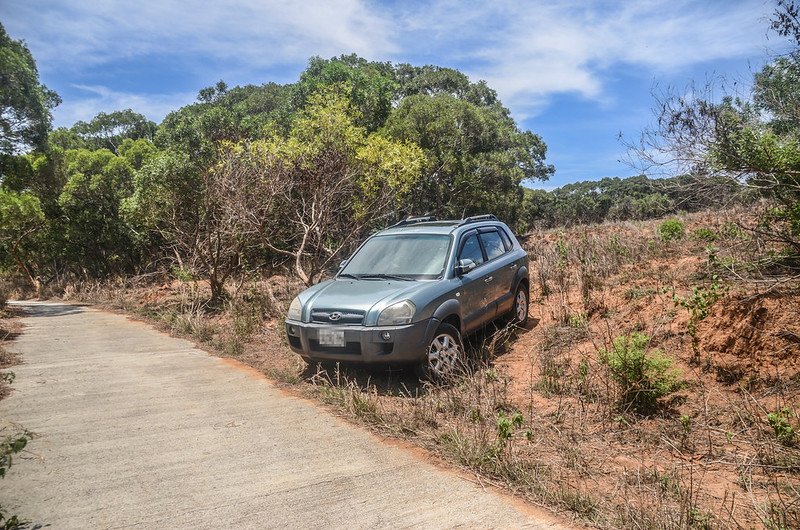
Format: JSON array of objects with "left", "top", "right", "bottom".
[{"left": 0, "top": 301, "right": 571, "bottom": 529}]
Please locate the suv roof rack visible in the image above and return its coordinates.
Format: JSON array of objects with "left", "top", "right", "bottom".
[
  {"left": 457, "top": 214, "right": 499, "bottom": 226},
  {"left": 389, "top": 215, "right": 438, "bottom": 228}
]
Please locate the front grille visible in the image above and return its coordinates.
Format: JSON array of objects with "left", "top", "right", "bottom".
[
  {"left": 309, "top": 340, "right": 362, "bottom": 355},
  {"left": 310, "top": 309, "right": 365, "bottom": 325}
]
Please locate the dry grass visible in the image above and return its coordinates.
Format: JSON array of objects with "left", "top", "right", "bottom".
[{"left": 58, "top": 206, "right": 800, "bottom": 529}]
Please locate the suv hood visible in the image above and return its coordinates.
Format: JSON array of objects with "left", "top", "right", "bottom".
[{"left": 300, "top": 278, "right": 428, "bottom": 322}]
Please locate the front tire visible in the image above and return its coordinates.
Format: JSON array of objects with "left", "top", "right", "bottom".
[{"left": 415, "top": 323, "right": 464, "bottom": 381}]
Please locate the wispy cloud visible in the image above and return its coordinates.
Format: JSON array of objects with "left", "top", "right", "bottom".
[
  {"left": 390, "top": 0, "right": 773, "bottom": 116},
  {"left": 3, "top": 0, "right": 396, "bottom": 69},
  {"left": 0, "top": 0, "right": 775, "bottom": 126}
]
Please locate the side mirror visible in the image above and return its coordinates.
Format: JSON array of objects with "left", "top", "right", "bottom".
[{"left": 455, "top": 258, "right": 477, "bottom": 276}]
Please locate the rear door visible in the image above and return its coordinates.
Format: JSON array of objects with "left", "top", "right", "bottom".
[
  {"left": 456, "top": 231, "right": 496, "bottom": 332},
  {"left": 478, "top": 227, "right": 518, "bottom": 315}
]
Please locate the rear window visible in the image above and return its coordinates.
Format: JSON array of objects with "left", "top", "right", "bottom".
[{"left": 479, "top": 231, "right": 506, "bottom": 260}]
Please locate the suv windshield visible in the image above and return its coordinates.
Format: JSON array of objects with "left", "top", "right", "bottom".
[{"left": 340, "top": 234, "right": 451, "bottom": 280}]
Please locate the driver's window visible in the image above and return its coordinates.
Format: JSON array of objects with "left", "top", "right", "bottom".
[{"left": 459, "top": 234, "right": 485, "bottom": 266}]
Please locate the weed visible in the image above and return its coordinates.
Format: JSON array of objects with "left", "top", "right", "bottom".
[
  {"left": 496, "top": 410, "right": 523, "bottom": 448},
  {"left": 692, "top": 227, "right": 718, "bottom": 242},
  {"left": 568, "top": 313, "right": 587, "bottom": 328},
  {"left": 673, "top": 276, "right": 727, "bottom": 353},
  {"left": 658, "top": 218, "right": 686, "bottom": 242},
  {"left": 537, "top": 350, "right": 567, "bottom": 396},
  {"left": 767, "top": 408, "right": 797, "bottom": 446},
  {"left": 600, "top": 332, "right": 682, "bottom": 414}
]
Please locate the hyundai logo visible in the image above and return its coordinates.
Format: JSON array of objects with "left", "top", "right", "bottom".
[{"left": 329, "top": 312, "right": 343, "bottom": 321}]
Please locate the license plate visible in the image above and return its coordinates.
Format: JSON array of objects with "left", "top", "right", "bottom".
[{"left": 318, "top": 329, "right": 345, "bottom": 347}]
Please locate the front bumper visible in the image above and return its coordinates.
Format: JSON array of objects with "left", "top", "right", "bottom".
[{"left": 284, "top": 318, "right": 439, "bottom": 364}]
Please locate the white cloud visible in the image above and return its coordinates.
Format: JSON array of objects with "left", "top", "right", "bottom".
[
  {"left": 0, "top": 0, "right": 777, "bottom": 125},
  {"left": 389, "top": 0, "right": 773, "bottom": 116},
  {"left": 2, "top": 0, "right": 396, "bottom": 70},
  {"left": 53, "top": 86, "right": 196, "bottom": 128}
]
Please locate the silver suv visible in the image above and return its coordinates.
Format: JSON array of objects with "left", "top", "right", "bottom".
[{"left": 285, "top": 215, "right": 529, "bottom": 379}]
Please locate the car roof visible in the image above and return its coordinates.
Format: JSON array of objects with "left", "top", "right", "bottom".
[{"left": 377, "top": 216, "right": 508, "bottom": 237}]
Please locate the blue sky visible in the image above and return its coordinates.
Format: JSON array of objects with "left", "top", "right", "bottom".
[{"left": 0, "top": 0, "right": 782, "bottom": 188}]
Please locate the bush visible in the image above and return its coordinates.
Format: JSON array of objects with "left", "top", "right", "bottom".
[
  {"left": 658, "top": 218, "right": 685, "bottom": 242},
  {"left": 692, "top": 227, "right": 718, "bottom": 242},
  {"left": 600, "top": 332, "right": 682, "bottom": 413}
]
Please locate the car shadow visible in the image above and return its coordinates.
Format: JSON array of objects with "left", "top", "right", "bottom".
[{"left": 302, "top": 318, "right": 537, "bottom": 398}]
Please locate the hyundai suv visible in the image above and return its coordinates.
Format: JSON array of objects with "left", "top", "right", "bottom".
[{"left": 285, "top": 214, "right": 529, "bottom": 379}]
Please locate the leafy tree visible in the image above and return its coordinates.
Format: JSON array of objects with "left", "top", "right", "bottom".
[
  {"left": 0, "top": 23, "right": 60, "bottom": 156},
  {"left": 292, "top": 55, "right": 398, "bottom": 132},
  {"left": 0, "top": 188, "right": 45, "bottom": 293},
  {"left": 236, "top": 86, "right": 424, "bottom": 286},
  {"left": 69, "top": 110, "right": 157, "bottom": 153},
  {"left": 58, "top": 148, "right": 137, "bottom": 275},
  {"left": 383, "top": 93, "right": 552, "bottom": 222}
]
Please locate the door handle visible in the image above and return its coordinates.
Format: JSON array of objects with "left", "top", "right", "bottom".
[{"left": 484, "top": 276, "right": 494, "bottom": 283}]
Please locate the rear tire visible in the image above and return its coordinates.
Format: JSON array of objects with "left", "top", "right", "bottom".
[
  {"left": 415, "top": 323, "right": 464, "bottom": 381},
  {"left": 511, "top": 284, "right": 529, "bottom": 326}
]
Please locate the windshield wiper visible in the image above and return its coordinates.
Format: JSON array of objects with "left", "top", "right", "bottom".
[
  {"left": 337, "top": 273, "right": 361, "bottom": 279},
  {"left": 357, "top": 273, "right": 413, "bottom": 281}
]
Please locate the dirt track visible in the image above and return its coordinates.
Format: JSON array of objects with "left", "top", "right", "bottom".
[{"left": 0, "top": 301, "right": 571, "bottom": 529}]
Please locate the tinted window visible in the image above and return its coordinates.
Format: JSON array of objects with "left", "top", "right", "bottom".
[
  {"left": 480, "top": 231, "right": 506, "bottom": 260},
  {"left": 459, "top": 234, "right": 485, "bottom": 265},
  {"left": 498, "top": 228, "right": 513, "bottom": 251}
]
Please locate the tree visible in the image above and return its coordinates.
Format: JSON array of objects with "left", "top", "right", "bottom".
[
  {"left": 69, "top": 110, "right": 157, "bottom": 153},
  {"left": 0, "top": 23, "right": 60, "bottom": 155},
  {"left": 238, "top": 86, "right": 425, "bottom": 286},
  {"left": 628, "top": 2, "right": 800, "bottom": 260},
  {"left": 292, "top": 55, "right": 398, "bottom": 133},
  {"left": 58, "top": 148, "right": 138, "bottom": 276},
  {"left": 383, "top": 92, "right": 552, "bottom": 222},
  {"left": 0, "top": 188, "right": 45, "bottom": 294}
]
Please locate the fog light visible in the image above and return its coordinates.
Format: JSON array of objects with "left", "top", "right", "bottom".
[
  {"left": 289, "top": 326, "right": 296, "bottom": 335},
  {"left": 381, "top": 331, "right": 392, "bottom": 341}
]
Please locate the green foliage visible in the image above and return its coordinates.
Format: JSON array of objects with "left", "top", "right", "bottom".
[
  {"left": 0, "top": 188, "right": 45, "bottom": 289},
  {"left": 1, "top": 49, "right": 556, "bottom": 287},
  {"left": 521, "top": 174, "right": 745, "bottom": 230},
  {"left": 767, "top": 407, "right": 797, "bottom": 446},
  {"left": 64, "top": 110, "right": 157, "bottom": 153},
  {"left": 495, "top": 410, "right": 523, "bottom": 448},
  {"left": 658, "top": 218, "right": 685, "bottom": 242},
  {"left": 692, "top": 227, "right": 718, "bottom": 242},
  {"left": 600, "top": 332, "right": 682, "bottom": 413},
  {"left": 57, "top": 148, "right": 137, "bottom": 275},
  {"left": 0, "top": 23, "right": 60, "bottom": 155},
  {"left": 382, "top": 89, "right": 552, "bottom": 223}
]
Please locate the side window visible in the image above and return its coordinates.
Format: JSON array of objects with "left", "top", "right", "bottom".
[
  {"left": 459, "top": 234, "right": 485, "bottom": 265},
  {"left": 479, "top": 230, "right": 506, "bottom": 261},
  {"left": 498, "top": 228, "right": 513, "bottom": 251}
]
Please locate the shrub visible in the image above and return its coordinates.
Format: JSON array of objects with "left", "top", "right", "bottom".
[
  {"left": 692, "top": 227, "right": 718, "bottom": 242},
  {"left": 658, "top": 218, "right": 685, "bottom": 242},
  {"left": 600, "top": 332, "right": 682, "bottom": 413},
  {"left": 767, "top": 407, "right": 797, "bottom": 446}
]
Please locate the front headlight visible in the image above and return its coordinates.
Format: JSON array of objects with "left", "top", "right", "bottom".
[
  {"left": 287, "top": 297, "right": 302, "bottom": 321},
  {"left": 378, "top": 300, "right": 415, "bottom": 326}
]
